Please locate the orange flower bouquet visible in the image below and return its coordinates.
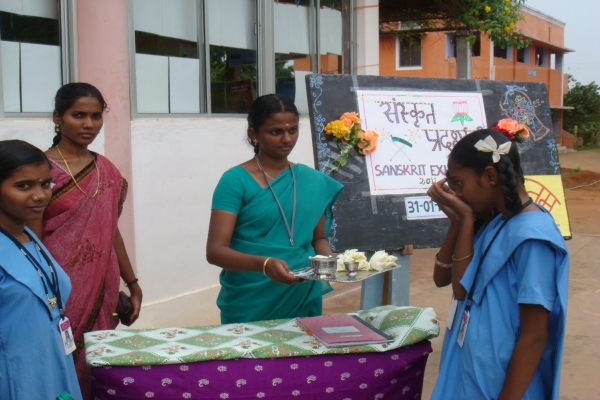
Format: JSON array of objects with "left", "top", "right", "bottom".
[
  {"left": 492, "top": 118, "right": 530, "bottom": 143},
  {"left": 324, "top": 112, "right": 379, "bottom": 167}
]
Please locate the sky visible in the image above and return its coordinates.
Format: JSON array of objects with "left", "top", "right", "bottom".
[{"left": 524, "top": 0, "right": 600, "bottom": 85}]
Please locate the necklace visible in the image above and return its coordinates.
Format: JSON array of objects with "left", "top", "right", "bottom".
[
  {"left": 56, "top": 146, "right": 100, "bottom": 198},
  {"left": 255, "top": 157, "right": 275, "bottom": 180},
  {"left": 0, "top": 226, "right": 64, "bottom": 315},
  {"left": 255, "top": 155, "right": 296, "bottom": 247}
]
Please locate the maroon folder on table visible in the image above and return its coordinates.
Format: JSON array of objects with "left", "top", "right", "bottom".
[{"left": 296, "top": 315, "right": 394, "bottom": 348}]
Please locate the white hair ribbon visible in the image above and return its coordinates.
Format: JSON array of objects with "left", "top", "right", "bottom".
[{"left": 474, "top": 136, "right": 512, "bottom": 163}]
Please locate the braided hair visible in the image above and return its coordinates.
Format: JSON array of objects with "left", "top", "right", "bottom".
[
  {"left": 52, "top": 83, "right": 108, "bottom": 148},
  {"left": 449, "top": 129, "right": 524, "bottom": 211},
  {"left": 247, "top": 94, "right": 298, "bottom": 154}
]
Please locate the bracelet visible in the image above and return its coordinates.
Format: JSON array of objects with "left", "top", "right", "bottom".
[
  {"left": 125, "top": 278, "right": 139, "bottom": 287},
  {"left": 452, "top": 252, "right": 474, "bottom": 262},
  {"left": 263, "top": 257, "right": 272, "bottom": 276},
  {"left": 435, "top": 253, "right": 452, "bottom": 269}
]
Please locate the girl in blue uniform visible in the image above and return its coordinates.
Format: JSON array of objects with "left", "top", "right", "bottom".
[
  {"left": 428, "top": 127, "right": 569, "bottom": 399},
  {"left": 0, "top": 140, "right": 82, "bottom": 400}
]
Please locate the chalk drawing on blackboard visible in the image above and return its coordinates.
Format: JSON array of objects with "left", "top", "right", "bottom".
[
  {"left": 546, "top": 137, "right": 561, "bottom": 174},
  {"left": 500, "top": 85, "right": 550, "bottom": 142},
  {"left": 450, "top": 100, "right": 475, "bottom": 126},
  {"left": 525, "top": 177, "right": 561, "bottom": 212}
]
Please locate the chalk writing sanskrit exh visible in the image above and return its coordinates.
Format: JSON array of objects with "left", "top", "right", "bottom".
[{"left": 376, "top": 101, "right": 437, "bottom": 128}]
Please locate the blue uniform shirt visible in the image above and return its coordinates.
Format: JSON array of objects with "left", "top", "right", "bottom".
[
  {"left": 432, "top": 207, "right": 569, "bottom": 400},
  {"left": 0, "top": 227, "right": 82, "bottom": 400}
]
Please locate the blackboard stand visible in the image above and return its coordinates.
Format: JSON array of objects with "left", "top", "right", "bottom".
[{"left": 360, "top": 245, "right": 413, "bottom": 309}]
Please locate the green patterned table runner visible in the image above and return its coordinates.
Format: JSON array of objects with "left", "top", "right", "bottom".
[{"left": 85, "top": 306, "right": 439, "bottom": 367}]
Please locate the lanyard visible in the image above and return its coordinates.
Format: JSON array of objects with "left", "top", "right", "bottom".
[
  {"left": 464, "top": 198, "right": 533, "bottom": 313},
  {"left": 255, "top": 155, "right": 296, "bottom": 247},
  {"left": 0, "top": 226, "right": 64, "bottom": 317}
]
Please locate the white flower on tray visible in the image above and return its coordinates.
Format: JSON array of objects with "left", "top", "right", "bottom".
[
  {"left": 336, "top": 249, "right": 369, "bottom": 271},
  {"left": 368, "top": 251, "right": 398, "bottom": 271}
]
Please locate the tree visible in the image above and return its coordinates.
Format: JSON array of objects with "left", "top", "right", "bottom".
[
  {"left": 563, "top": 75, "right": 600, "bottom": 132},
  {"left": 379, "top": 0, "right": 530, "bottom": 49}
]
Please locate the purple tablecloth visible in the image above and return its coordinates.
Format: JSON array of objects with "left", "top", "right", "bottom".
[{"left": 91, "top": 340, "right": 431, "bottom": 399}]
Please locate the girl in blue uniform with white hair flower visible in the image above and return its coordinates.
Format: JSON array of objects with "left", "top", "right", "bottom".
[{"left": 427, "top": 125, "right": 569, "bottom": 400}]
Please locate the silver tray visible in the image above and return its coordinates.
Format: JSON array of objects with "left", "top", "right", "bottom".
[{"left": 293, "top": 263, "right": 402, "bottom": 282}]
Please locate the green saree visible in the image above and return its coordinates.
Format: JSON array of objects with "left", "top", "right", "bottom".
[{"left": 212, "top": 164, "right": 344, "bottom": 323}]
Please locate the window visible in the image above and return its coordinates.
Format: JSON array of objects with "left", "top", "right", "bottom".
[
  {"left": 274, "top": 0, "right": 351, "bottom": 114},
  {"left": 445, "top": 32, "right": 481, "bottom": 58},
  {"left": 207, "top": 0, "right": 257, "bottom": 114},
  {"left": 130, "top": 0, "right": 354, "bottom": 116},
  {"left": 493, "top": 45, "right": 513, "bottom": 60},
  {"left": 0, "top": 2, "right": 66, "bottom": 114},
  {"left": 131, "top": 0, "right": 204, "bottom": 114},
  {"left": 397, "top": 37, "right": 421, "bottom": 68},
  {"left": 535, "top": 46, "right": 548, "bottom": 67},
  {"left": 516, "top": 46, "right": 530, "bottom": 64}
]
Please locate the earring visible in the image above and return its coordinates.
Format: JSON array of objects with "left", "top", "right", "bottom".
[
  {"left": 55, "top": 124, "right": 61, "bottom": 133},
  {"left": 253, "top": 140, "right": 258, "bottom": 145}
]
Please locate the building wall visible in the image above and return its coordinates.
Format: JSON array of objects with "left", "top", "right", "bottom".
[
  {"left": 0, "top": 1, "right": 382, "bottom": 329},
  {"left": 379, "top": 8, "right": 568, "bottom": 111},
  {"left": 128, "top": 116, "right": 317, "bottom": 328}
]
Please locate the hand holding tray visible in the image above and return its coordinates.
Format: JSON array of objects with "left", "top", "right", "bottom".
[{"left": 293, "top": 263, "right": 401, "bottom": 283}]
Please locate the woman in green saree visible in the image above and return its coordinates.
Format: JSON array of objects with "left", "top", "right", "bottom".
[{"left": 206, "top": 94, "right": 343, "bottom": 324}]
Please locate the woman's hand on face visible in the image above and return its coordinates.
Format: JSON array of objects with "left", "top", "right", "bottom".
[
  {"left": 427, "top": 179, "right": 474, "bottom": 220},
  {"left": 265, "top": 258, "right": 302, "bottom": 284},
  {"left": 428, "top": 182, "right": 460, "bottom": 223}
]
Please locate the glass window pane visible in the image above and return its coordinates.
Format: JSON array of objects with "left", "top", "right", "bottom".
[
  {"left": 319, "top": 1, "right": 351, "bottom": 75},
  {"left": 132, "top": 0, "right": 200, "bottom": 114},
  {"left": 0, "top": 8, "right": 61, "bottom": 113},
  {"left": 207, "top": 0, "right": 257, "bottom": 114},
  {"left": 274, "top": 0, "right": 313, "bottom": 114}
]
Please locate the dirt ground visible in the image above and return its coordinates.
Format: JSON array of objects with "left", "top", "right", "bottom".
[{"left": 323, "top": 149, "right": 600, "bottom": 399}]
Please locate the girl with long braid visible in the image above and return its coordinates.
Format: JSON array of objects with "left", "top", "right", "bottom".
[{"left": 427, "top": 126, "right": 569, "bottom": 399}]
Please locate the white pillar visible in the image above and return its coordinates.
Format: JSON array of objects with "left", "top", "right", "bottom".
[
  {"left": 355, "top": 0, "right": 379, "bottom": 75},
  {"left": 455, "top": 30, "right": 472, "bottom": 79}
]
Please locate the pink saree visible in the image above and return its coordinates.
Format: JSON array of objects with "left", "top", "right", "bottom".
[{"left": 42, "top": 153, "right": 127, "bottom": 399}]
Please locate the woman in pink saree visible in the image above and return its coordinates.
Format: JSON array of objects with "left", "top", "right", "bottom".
[{"left": 30, "top": 83, "right": 143, "bottom": 399}]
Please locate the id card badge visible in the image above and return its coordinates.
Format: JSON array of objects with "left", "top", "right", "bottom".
[
  {"left": 59, "top": 318, "right": 76, "bottom": 356},
  {"left": 457, "top": 310, "right": 470, "bottom": 348},
  {"left": 447, "top": 296, "right": 458, "bottom": 330}
]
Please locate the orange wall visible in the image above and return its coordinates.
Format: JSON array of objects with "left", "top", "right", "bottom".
[
  {"left": 516, "top": 10, "right": 564, "bottom": 45},
  {"left": 379, "top": 12, "right": 567, "bottom": 108}
]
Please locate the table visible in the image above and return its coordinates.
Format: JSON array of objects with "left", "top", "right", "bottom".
[
  {"left": 91, "top": 340, "right": 432, "bottom": 399},
  {"left": 86, "top": 306, "right": 439, "bottom": 399}
]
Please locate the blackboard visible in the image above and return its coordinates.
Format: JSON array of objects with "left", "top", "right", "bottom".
[{"left": 306, "top": 74, "right": 562, "bottom": 251}]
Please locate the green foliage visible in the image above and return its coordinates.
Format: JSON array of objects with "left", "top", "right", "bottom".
[
  {"left": 458, "top": 0, "right": 530, "bottom": 48},
  {"left": 380, "top": 0, "right": 531, "bottom": 49},
  {"left": 564, "top": 76, "right": 600, "bottom": 137},
  {"left": 577, "top": 122, "right": 600, "bottom": 146}
]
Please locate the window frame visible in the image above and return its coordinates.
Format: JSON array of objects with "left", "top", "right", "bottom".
[
  {"left": 128, "top": 0, "right": 355, "bottom": 119},
  {"left": 0, "top": 0, "right": 76, "bottom": 118},
  {"left": 396, "top": 35, "right": 422, "bottom": 70}
]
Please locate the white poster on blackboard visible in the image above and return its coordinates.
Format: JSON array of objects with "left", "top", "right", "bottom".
[{"left": 356, "top": 90, "right": 487, "bottom": 196}]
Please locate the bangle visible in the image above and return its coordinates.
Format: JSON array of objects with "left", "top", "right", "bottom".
[
  {"left": 435, "top": 253, "right": 452, "bottom": 269},
  {"left": 263, "top": 257, "right": 272, "bottom": 276},
  {"left": 125, "top": 278, "right": 139, "bottom": 287},
  {"left": 452, "top": 252, "right": 474, "bottom": 262}
]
